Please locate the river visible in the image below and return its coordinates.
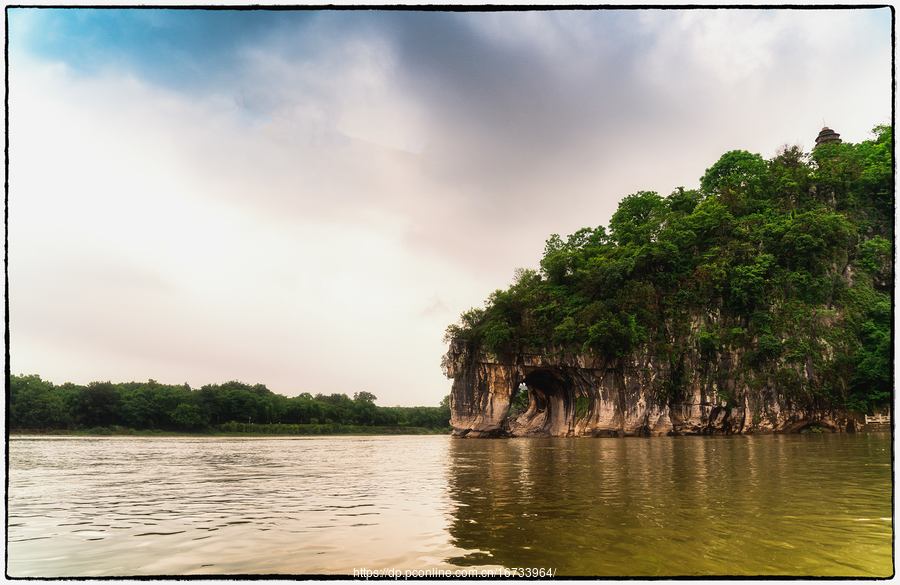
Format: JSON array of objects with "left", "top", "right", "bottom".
[{"left": 6, "top": 432, "right": 893, "bottom": 577}]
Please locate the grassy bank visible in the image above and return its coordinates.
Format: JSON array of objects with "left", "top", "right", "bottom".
[{"left": 10, "top": 423, "right": 452, "bottom": 437}]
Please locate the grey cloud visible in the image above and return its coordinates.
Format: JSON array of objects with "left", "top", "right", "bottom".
[
  {"left": 228, "top": 11, "right": 652, "bottom": 197},
  {"left": 69, "top": 9, "right": 887, "bottom": 278},
  {"left": 384, "top": 12, "right": 652, "bottom": 182}
]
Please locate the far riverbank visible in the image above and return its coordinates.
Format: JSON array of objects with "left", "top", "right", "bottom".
[{"left": 9, "top": 422, "right": 452, "bottom": 437}]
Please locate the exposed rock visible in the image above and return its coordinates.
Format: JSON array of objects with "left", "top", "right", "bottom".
[{"left": 445, "top": 331, "right": 856, "bottom": 438}]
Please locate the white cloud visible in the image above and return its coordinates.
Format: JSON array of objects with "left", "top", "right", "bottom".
[{"left": 9, "top": 53, "right": 473, "bottom": 405}]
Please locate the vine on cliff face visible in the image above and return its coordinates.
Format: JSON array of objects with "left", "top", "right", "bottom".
[{"left": 445, "top": 125, "right": 893, "bottom": 413}]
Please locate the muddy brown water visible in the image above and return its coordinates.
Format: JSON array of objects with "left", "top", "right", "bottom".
[{"left": 7, "top": 433, "right": 893, "bottom": 577}]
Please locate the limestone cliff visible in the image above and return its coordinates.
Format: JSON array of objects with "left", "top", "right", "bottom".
[
  {"left": 444, "top": 314, "right": 858, "bottom": 438},
  {"left": 443, "top": 128, "right": 892, "bottom": 437}
]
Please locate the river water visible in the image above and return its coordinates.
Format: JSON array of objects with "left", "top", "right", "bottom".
[{"left": 6, "top": 433, "right": 893, "bottom": 577}]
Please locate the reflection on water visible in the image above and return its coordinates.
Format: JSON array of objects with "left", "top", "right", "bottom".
[
  {"left": 7, "top": 433, "right": 893, "bottom": 577},
  {"left": 445, "top": 434, "right": 893, "bottom": 576}
]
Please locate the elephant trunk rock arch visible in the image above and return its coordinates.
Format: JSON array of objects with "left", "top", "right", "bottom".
[{"left": 444, "top": 339, "right": 853, "bottom": 438}]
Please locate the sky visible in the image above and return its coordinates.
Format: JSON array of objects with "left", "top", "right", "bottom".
[{"left": 7, "top": 7, "right": 893, "bottom": 407}]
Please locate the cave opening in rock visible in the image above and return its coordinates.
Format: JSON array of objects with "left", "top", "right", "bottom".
[
  {"left": 508, "top": 383, "right": 529, "bottom": 417},
  {"left": 510, "top": 369, "right": 579, "bottom": 435}
]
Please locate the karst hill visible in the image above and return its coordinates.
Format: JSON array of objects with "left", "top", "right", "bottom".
[{"left": 443, "top": 125, "right": 893, "bottom": 437}]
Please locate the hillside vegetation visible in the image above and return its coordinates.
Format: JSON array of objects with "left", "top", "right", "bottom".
[{"left": 445, "top": 125, "right": 892, "bottom": 414}]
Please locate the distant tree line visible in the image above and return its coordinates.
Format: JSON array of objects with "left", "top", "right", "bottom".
[{"left": 8, "top": 375, "right": 451, "bottom": 432}]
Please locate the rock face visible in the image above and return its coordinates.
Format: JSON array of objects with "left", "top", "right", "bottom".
[{"left": 444, "top": 333, "right": 856, "bottom": 438}]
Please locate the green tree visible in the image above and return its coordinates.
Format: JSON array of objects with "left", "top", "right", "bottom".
[
  {"left": 849, "top": 299, "right": 892, "bottom": 411},
  {"left": 10, "top": 375, "right": 70, "bottom": 429},
  {"left": 608, "top": 191, "right": 665, "bottom": 247},
  {"left": 849, "top": 124, "right": 893, "bottom": 213},
  {"left": 197, "top": 384, "right": 225, "bottom": 425},
  {"left": 221, "top": 382, "right": 262, "bottom": 422},
  {"left": 665, "top": 187, "right": 704, "bottom": 216},
  {"left": 353, "top": 391, "right": 377, "bottom": 403},
  {"left": 79, "top": 381, "right": 120, "bottom": 428},
  {"left": 700, "top": 150, "right": 767, "bottom": 194},
  {"left": 539, "top": 227, "right": 609, "bottom": 283},
  {"left": 169, "top": 403, "right": 209, "bottom": 430},
  {"left": 120, "top": 389, "right": 157, "bottom": 429},
  {"left": 349, "top": 391, "right": 378, "bottom": 426},
  {"left": 728, "top": 254, "right": 776, "bottom": 314}
]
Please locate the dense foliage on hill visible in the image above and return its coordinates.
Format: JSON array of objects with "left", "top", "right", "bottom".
[
  {"left": 8, "top": 374, "right": 451, "bottom": 432},
  {"left": 445, "top": 125, "right": 893, "bottom": 413}
]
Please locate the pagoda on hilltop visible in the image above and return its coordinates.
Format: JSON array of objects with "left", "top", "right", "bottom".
[{"left": 815, "top": 126, "right": 842, "bottom": 147}]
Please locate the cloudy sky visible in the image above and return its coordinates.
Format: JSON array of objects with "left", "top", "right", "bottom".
[{"left": 8, "top": 7, "right": 892, "bottom": 406}]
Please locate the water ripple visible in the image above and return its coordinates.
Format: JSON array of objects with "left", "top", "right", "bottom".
[{"left": 7, "top": 434, "right": 893, "bottom": 577}]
